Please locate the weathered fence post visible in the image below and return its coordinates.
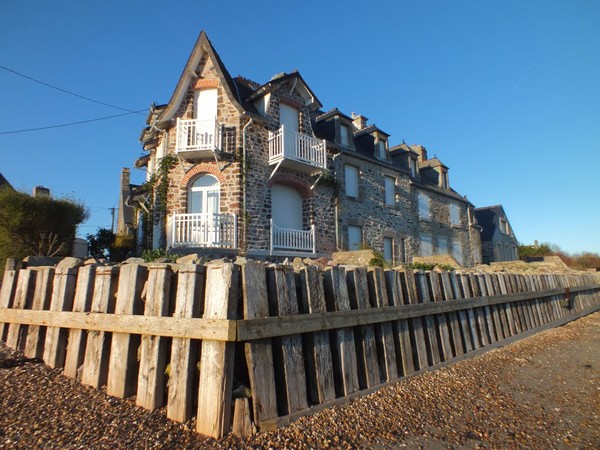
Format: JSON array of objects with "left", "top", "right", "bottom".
[
  {"left": 43, "top": 267, "right": 78, "bottom": 369},
  {"left": 196, "top": 260, "right": 239, "bottom": 438},
  {"left": 0, "top": 263, "right": 20, "bottom": 341},
  {"left": 24, "top": 267, "right": 54, "bottom": 359},
  {"left": 107, "top": 264, "right": 147, "bottom": 398},
  {"left": 6, "top": 269, "right": 37, "bottom": 350},
  {"left": 167, "top": 264, "right": 205, "bottom": 423}
]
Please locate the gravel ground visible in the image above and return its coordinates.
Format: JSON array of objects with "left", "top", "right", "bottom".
[{"left": 1, "top": 312, "right": 598, "bottom": 449}]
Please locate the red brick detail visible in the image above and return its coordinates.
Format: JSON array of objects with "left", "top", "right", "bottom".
[
  {"left": 269, "top": 174, "right": 312, "bottom": 198},
  {"left": 280, "top": 97, "right": 302, "bottom": 110},
  {"left": 180, "top": 164, "right": 225, "bottom": 187},
  {"left": 193, "top": 78, "right": 219, "bottom": 90}
]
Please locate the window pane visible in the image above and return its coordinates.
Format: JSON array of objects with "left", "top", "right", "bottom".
[
  {"left": 384, "top": 177, "right": 395, "bottom": 206},
  {"left": 419, "top": 193, "right": 430, "bottom": 220},
  {"left": 383, "top": 237, "right": 393, "bottom": 262},
  {"left": 438, "top": 236, "right": 448, "bottom": 254},
  {"left": 340, "top": 125, "right": 350, "bottom": 146},
  {"left": 348, "top": 225, "right": 362, "bottom": 250},
  {"left": 420, "top": 233, "right": 433, "bottom": 256},
  {"left": 345, "top": 165, "right": 359, "bottom": 197},
  {"left": 450, "top": 204, "right": 460, "bottom": 225},
  {"left": 453, "top": 242, "right": 463, "bottom": 264}
]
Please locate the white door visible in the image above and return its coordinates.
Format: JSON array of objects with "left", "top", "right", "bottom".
[
  {"left": 280, "top": 104, "right": 299, "bottom": 133},
  {"left": 188, "top": 174, "right": 220, "bottom": 244},
  {"left": 271, "top": 184, "right": 303, "bottom": 230}
]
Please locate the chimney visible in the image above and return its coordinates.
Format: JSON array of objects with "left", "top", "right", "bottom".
[
  {"left": 351, "top": 112, "right": 368, "bottom": 131},
  {"left": 32, "top": 185, "right": 50, "bottom": 197},
  {"left": 410, "top": 144, "right": 428, "bottom": 162},
  {"left": 121, "top": 168, "right": 131, "bottom": 188}
]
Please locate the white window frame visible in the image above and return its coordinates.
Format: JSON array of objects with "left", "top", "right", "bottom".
[
  {"left": 384, "top": 176, "right": 396, "bottom": 207},
  {"left": 383, "top": 237, "right": 393, "bottom": 263},
  {"left": 345, "top": 165, "right": 359, "bottom": 198},
  {"left": 420, "top": 233, "right": 433, "bottom": 256},
  {"left": 418, "top": 192, "right": 431, "bottom": 221},
  {"left": 340, "top": 124, "right": 350, "bottom": 147},
  {"left": 450, "top": 203, "right": 460, "bottom": 226},
  {"left": 348, "top": 225, "right": 362, "bottom": 251}
]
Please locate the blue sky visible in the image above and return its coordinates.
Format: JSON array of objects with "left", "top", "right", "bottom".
[{"left": 1, "top": 1, "right": 599, "bottom": 254}]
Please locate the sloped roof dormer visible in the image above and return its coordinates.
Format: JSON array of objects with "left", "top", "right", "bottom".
[{"left": 246, "top": 71, "right": 323, "bottom": 112}]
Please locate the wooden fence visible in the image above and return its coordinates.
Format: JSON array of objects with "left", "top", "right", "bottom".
[{"left": 1, "top": 260, "right": 599, "bottom": 438}]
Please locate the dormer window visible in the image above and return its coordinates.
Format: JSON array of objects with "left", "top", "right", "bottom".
[
  {"left": 377, "top": 139, "right": 387, "bottom": 160},
  {"left": 409, "top": 158, "right": 418, "bottom": 178},
  {"left": 440, "top": 171, "right": 449, "bottom": 189},
  {"left": 340, "top": 124, "right": 350, "bottom": 147}
]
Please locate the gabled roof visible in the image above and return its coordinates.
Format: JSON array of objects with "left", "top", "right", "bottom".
[
  {"left": 419, "top": 157, "right": 448, "bottom": 170},
  {"left": 153, "top": 31, "right": 249, "bottom": 127},
  {"left": 246, "top": 71, "right": 323, "bottom": 111},
  {"left": 316, "top": 108, "right": 353, "bottom": 123},
  {"left": 475, "top": 205, "right": 514, "bottom": 241},
  {"left": 354, "top": 124, "right": 390, "bottom": 138}
]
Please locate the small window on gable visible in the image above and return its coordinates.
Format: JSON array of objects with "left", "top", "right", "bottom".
[
  {"left": 377, "top": 140, "right": 387, "bottom": 159},
  {"left": 450, "top": 204, "right": 460, "bottom": 226},
  {"left": 418, "top": 192, "right": 431, "bottom": 220},
  {"left": 345, "top": 165, "right": 359, "bottom": 198},
  {"left": 340, "top": 124, "right": 350, "bottom": 147},
  {"left": 441, "top": 171, "right": 449, "bottom": 189},
  {"left": 499, "top": 218, "right": 509, "bottom": 234},
  {"left": 384, "top": 176, "right": 395, "bottom": 206}
]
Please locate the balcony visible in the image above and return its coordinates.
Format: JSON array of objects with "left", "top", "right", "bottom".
[
  {"left": 176, "top": 118, "right": 222, "bottom": 160},
  {"left": 268, "top": 126, "right": 327, "bottom": 174},
  {"left": 270, "top": 219, "right": 315, "bottom": 254},
  {"left": 167, "top": 213, "right": 237, "bottom": 249}
]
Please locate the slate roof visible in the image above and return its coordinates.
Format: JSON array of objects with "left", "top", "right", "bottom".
[{"left": 475, "top": 205, "right": 511, "bottom": 241}]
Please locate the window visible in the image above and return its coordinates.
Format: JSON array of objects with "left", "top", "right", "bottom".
[
  {"left": 348, "top": 225, "right": 362, "bottom": 250},
  {"left": 453, "top": 241, "right": 463, "bottom": 265},
  {"left": 398, "top": 238, "right": 407, "bottom": 263},
  {"left": 440, "top": 171, "right": 449, "bottom": 189},
  {"left": 340, "top": 124, "right": 350, "bottom": 146},
  {"left": 383, "top": 237, "right": 393, "bottom": 263},
  {"left": 418, "top": 192, "right": 431, "bottom": 220},
  {"left": 377, "top": 140, "right": 387, "bottom": 159},
  {"left": 450, "top": 204, "right": 460, "bottom": 226},
  {"left": 420, "top": 233, "right": 433, "bottom": 256},
  {"left": 499, "top": 218, "right": 509, "bottom": 234},
  {"left": 384, "top": 176, "right": 395, "bottom": 206},
  {"left": 409, "top": 158, "right": 418, "bottom": 178},
  {"left": 345, "top": 165, "right": 359, "bottom": 197},
  {"left": 189, "top": 174, "right": 220, "bottom": 215},
  {"left": 438, "top": 236, "right": 449, "bottom": 255}
]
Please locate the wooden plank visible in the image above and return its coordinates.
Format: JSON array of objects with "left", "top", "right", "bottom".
[
  {"left": 81, "top": 266, "right": 119, "bottom": 388},
  {"left": 242, "top": 261, "right": 278, "bottom": 426},
  {"left": 384, "top": 269, "right": 414, "bottom": 375},
  {"left": 0, "top": 269, "right": 19, "bottom": 341},
  {"left": 298, "top": 265, "right": 336, "bottom": 404},
  {"left": 508, "top": 274, "right": 525, "bottom": 333},
  {"left": 523, "top": 275, "right": 540, "bottom": 328},
  {"left": 24, "top": 268, "right": 55, "bottom": 359},
  {"left": 476, "top": 274, "right": 497, "bottom": 343},
  {"left": 458, "top": 273, "right": 480, "bottom": 349},
  {"left": 450, "top": 272, "right": 474, "bottom": 352},
  {"left": 167, "top": 264, "right": 205, "bottom": 422},
  {"left": 468, "top": 273, "right": 489, "bottom": 347},
  {"left": 518, "top": 275, "right": 534, "bottom": 330},
  {"left": 43, "top": 267, "right": 78, "bottom": 369},
  {"left": 429, "top": 271, "right": 453, "bottom": 360},
  {"left": 63, "top": 266, "right": 95, "bottom": 379},
  {"left": 403, "top": 270, "right": 429, "bottom": 369},
  {"left": 496, "top": 274, "right": 517, "bottom": 336},
  {"left": 367, "top": 267, "right": 399, "bottom": 381},
  {"left": 136, "top": 264, "right": 171, "bottom": 410},
  {"left": 347, "top": 267, "right": 381, "bottom": 388},
  {"left": 6, "top": 269, "right": 37, "bottom": 351},
  {"left": 484, "top": 274, "right": 503, "bottom": 340},
  {"left": 439, "top": 271, "right": 465, "bottom": 357},
  {"left": 415, "top": 271, "right": 441, "bottom": 365},
  {"left": 323, "top": 266, "right": 359, "bottom": 397},
  {"left": 106, "top": 264, "right": 147, "bottom": 398},
  {"left": 232, "top": 398, "right": 253, "bottom": 437},
  {"left": 196, "top": 261, "right": 239, "bottom": 438},
  {"left": 267, "top": 265, "right": 308, "bottom": 414}
]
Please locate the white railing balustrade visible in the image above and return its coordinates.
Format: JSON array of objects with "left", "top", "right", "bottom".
[
  {"left": 268, "top": 125, "right": 327, "bottom": 169},
  {"left": 176, "top": 117, "right": 223, "bottom": 153},
  {"left": 270, "top": 219, "right": 316, "bottom": 254},
  {"left": 168, "top": 213, "right": 237, "bottom": 249}
]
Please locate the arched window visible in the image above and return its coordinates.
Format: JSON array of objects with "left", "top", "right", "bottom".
[{"left": 188, "top": 174, "right": 219, "bottom": 217}]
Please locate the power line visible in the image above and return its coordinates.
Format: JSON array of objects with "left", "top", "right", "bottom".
[
  {"left": 0, "top": 110, "right": 147, "bottom": 135},
  {"left": 0, "top": 64, "right": 146, "bottom": 115}
]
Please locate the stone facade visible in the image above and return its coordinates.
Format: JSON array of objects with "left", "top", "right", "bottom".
[{"left": 131, "top": 31, "right": 491, "bottom": 266}]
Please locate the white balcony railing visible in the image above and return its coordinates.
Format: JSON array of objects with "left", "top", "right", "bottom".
[
  {"left": 176, "top": 117, "right": 222, "bottom": 154},
  {"left": 168, "top": 213, "right": 237, "bottom": 249},
  {"left": 270, "top": 219, "right": 315, "bottom": 254},
  {"left": 268, "top": 125, "right": 327, "bottom": 170}
]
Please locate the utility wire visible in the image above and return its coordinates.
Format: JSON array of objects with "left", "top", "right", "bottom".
[
  {"left": 0, "top": 110, "right": 147, "bottom": 135},
  {"left": 0, "top": 64, "right": 146, "bottom": 115}
]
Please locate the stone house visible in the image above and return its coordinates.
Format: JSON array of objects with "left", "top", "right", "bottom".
[
  {"left": 127, "top": 31, "right": 483, "bottom": 266},
  {"left": 474, "top": 205, "right": 519, "bottom": 264}
]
